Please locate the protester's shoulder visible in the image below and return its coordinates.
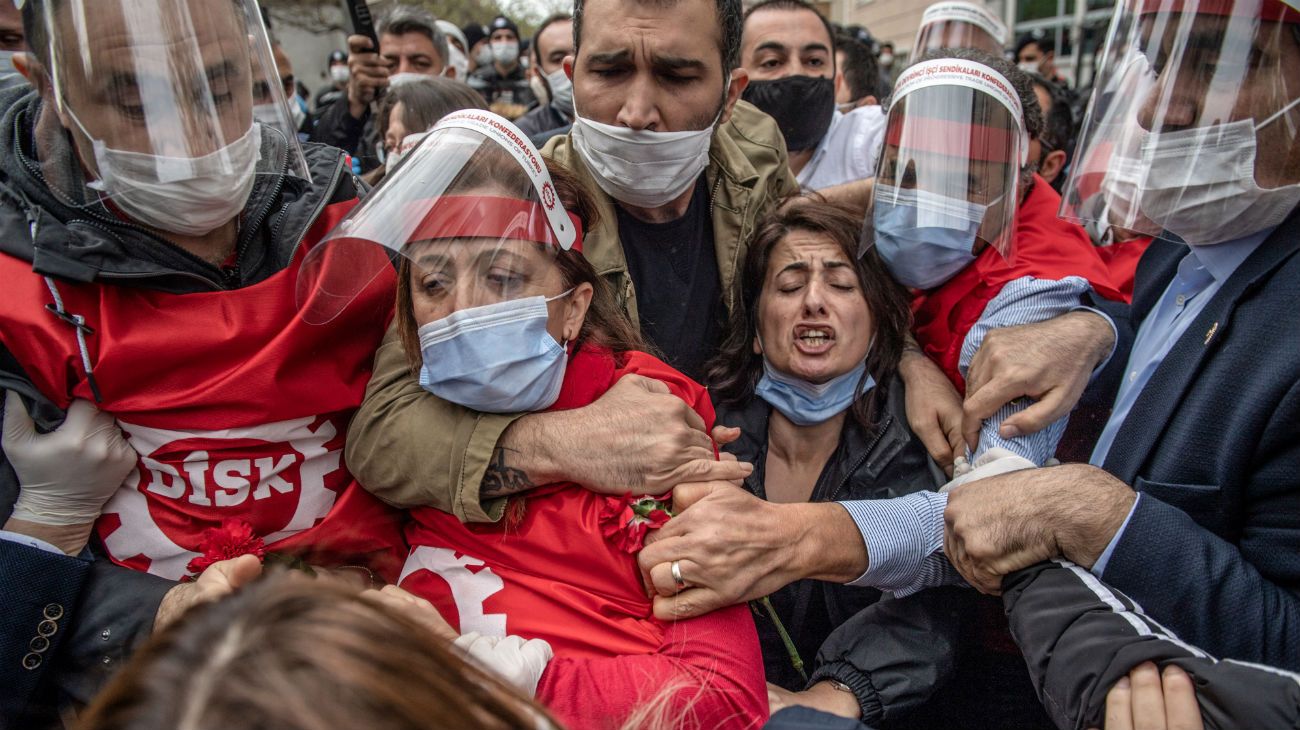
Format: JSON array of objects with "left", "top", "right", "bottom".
[
  {"left": 721, "top": 99, "right": 786, "bottom": 155},
  {"left": 541, "top": 130, "right": 576, "bottom": 166},
  {"left": 618, "top": 350, "right": 715, "bottom": 423}
]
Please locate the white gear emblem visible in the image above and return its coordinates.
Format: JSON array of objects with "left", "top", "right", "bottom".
[
  {"left": 400, "top": 546, "right": 508, "bottom": 637},
  {"left": 102, "top": 416, "right": 342, "bottom": 580}
]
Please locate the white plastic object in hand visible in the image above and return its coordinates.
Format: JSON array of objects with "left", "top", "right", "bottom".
[
  {"left": 4, "top": 391, "right": 137, "bottom": 525},
  {"left": 453, "top": 631, "right": 554, "bottom": 697},
  {"left": 941, "top": 446, "right": 1037, "bottom": 494}
]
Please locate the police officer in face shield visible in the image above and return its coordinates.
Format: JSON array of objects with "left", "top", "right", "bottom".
[
  {"left": 738, "top": 0, "right": 888, "bottom": 191},
  {"left": 0, "top": 1, "right": 402, "bottom": 718},
  {"left": 939, "top": 0, "right": 1300, "bottom": 675}
]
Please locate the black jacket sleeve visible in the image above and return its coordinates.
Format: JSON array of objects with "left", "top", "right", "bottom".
[
  {"left": 809, "top": 587, "right": 973, "bottom": 727},
  {"left": 1003, "top": 560, "right": 1300, "bottom": 730},
  {"left": 49, "top": 557, "right": 172, "bottom": 707},
  {"left": 763, "top": 707, "right": 877, "bottom": 730},
  {"left": 0, "top": 539, "right": 88, "bottom": 729},
  {"left": 307, "top": 98, "right": 369, "bottom": 159}
]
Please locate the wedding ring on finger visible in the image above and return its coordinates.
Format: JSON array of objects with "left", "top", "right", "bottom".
[{"left": 671, "top": 560, "right": 686, "bottom": 590}]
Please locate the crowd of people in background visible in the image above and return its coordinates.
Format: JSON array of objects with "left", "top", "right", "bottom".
[{"left": 2, "top": 0, "right": 1300, "bottom": 728}]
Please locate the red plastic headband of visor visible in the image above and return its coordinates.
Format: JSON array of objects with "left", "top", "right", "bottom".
[
  {"left": 1140, "top": 0, "right": 1300, "bottom": 23},
  {"left": 407, "top": 196, "right": 585, "bottom": 252},
  {"left": 885, "top": 116, "right": 1020, "bottom": 163}
]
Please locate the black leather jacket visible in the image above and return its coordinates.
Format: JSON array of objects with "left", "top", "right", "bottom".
[{"left": 716, "top": 375, "right": 944, "bottom": 691}]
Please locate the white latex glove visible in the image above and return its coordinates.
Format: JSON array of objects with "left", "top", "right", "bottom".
[
  {"left": 941, "top": 446, "right": 1037, "bottom": 494},
  {"left": 4, "top": 391, "right": 137, "bottom": 525},
  {"left": 453, "top": 631, "right": 554, "bottom": 697}
]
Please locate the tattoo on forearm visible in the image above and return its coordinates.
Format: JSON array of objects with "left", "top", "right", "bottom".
[{"left": 481, "top": 447, "right": 535, "bottom": 497}]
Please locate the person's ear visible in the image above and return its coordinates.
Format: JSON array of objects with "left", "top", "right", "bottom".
[
  {"left": 719, "top": 67, "right": 749, "bottom": 124},
  {"left": 752, "top": 328, "right": 764, "bottom": 355},
  {"left": 562, "top": 281, "right": 595, "bottom": 342},
  {"left": 1040, "top": 149, "right": 1067, "bottom": 185},
  {"left": 563, "top": 54, "right": 574, "bottom": 80}
]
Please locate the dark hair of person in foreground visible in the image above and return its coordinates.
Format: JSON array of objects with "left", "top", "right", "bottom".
[{"left": 77, "top": 575, "right": 548, "bottom": 730}]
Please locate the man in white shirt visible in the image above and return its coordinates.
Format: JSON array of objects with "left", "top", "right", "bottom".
[{"left": 739, "top": 0, "right": 886, "bottom": 191}]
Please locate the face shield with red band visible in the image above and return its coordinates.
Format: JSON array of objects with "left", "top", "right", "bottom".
[
  {"left": 24, "top": 0, "right": 310, "bottom": 236},
  {"left": 1061, "top": 0, "right": 1300, "bottom": 245},
  {"left": 863, "top": 59, "right": 1028, "bottom": 290},
  {"left": 298, "top": 111, "right": 584, "bottom": 413},
  {"left": 913, "top": 1, "right": 1010, "bottom": 56}
]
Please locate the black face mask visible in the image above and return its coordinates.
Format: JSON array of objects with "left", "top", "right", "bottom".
[{"left": 742, "top": 75, "right": 836, "bottom": 152}]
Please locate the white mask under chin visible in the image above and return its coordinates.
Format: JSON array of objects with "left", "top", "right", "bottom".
[
  {"left": 84, "top": 121, "right": 262, "bottom": 237},
  {"left": 569, "top": 101, "right": 724, "bottom": 209}
]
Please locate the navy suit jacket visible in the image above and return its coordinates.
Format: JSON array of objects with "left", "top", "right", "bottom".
[
  {"left": 1091, "top": 208, "right": 1300, "bottom": 670},
  {"left": 0, "top": 539, "right": 88, "bottom": 728}
]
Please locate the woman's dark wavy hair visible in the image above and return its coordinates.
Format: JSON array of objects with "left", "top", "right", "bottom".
[{"left": 706, "top": 197, "right": 912, "bottom": 431}]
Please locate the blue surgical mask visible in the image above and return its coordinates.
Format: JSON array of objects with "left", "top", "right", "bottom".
[
  {"left": 755, "top": 358, "right": 874, "bottom": 426},
  {"left": 873, "top": 185, "right": 986, "bottom": 290},
  {"left": 417, "top": 291, "right": 573, "bottom": 413}
]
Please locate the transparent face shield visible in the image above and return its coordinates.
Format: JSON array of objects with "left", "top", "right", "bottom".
[
  {"left": 297, "top": 110, "right": 581, "bottom": 327},
  {"left": 28, "top": 0, "right": 310, "bottom": 213},
  {"left": 913, "top": 2, "right": 1010, "bottom": 56},
  {"left": 862, "top": 59, "right": 1028, "bottom": 263},
  {"left": 1060, "top": 0, "right": 1300, "bottom": 244}
]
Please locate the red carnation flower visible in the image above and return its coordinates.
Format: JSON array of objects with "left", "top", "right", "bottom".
[
  {"left": 186, "top": 519, "right": 267, "bottom": 578},
  {"left": 599, "top": 494, "right": 674, "bottom": 554}
]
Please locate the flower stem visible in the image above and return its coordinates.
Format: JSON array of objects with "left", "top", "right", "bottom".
[{"left": 754, "top": 596, "right": 807, "bottom": 684}]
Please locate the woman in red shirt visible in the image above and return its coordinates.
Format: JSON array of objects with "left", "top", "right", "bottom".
[{"left": 316, "top": 111, "right": 767, "bottom": 730}]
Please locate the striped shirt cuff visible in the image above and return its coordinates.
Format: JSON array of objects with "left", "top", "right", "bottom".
[{"left": 843, "top": 491, "right": 949, "bottom": 593}]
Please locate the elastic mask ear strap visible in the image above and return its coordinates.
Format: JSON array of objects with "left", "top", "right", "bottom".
[
  {"left": 1255, "top": 95, "right": 1300, "bottom": 133},
  {"left": 430, "top": 111, "right": 578, "bottom": 251}
]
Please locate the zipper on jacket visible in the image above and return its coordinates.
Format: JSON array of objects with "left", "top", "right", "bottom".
[{"left": 826, "top": 414, "right": 893, "bottom": 504}]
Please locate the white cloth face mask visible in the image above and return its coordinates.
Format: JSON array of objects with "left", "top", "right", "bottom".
[
  {"left": 76, "top": 115, "right": 262, "bottom": 237},
  {"left": 1136, "top": 95, "right": 1300, "bottom": 246},
  {"left": 569, "top": 85, "right": 728, "bottom": 209},
  {"left": 545, "top": 68, "right": 574, "bottom": 117},
  {"left": 447, "top": 45, "right": 470, "bottom": 80}
]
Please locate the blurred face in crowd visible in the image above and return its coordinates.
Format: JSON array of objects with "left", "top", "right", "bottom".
[
  {"left": 535, "top": 18, "right": 574, "bottom": 74},
  {"left": 381, "top": 30, "right": 444, "bottom": 77},
  {"left": 1029, "top": 81, "right": 1067, "bottom": 184},
  {"left": 254, "top": 44, "right": 296, "bottom": 105},
  {"left": 570, "top": 0, "right": 747, "bottom": 132},
  {"left": 1017, "top": 41, "right": 1055, "bottom": 78},
  {"left": 1134, "top": 14, "right": 1300, "bottom": 188},
  {"left": 42, "top": 0, "right": 253, "bottom": 166},
  {"left": 0, "top": 1, "right": 24, "bottom": 52},
  {"left": 755, "top": 230, "right": 873, "bottom": 385},
  {"left": 384, "top": 101, "right": 411, "bottom": 155},
  {"left": 491, "top": 28, "right": 519, "bottom": 45},
  {"left": 833, "top": 47, "right": 852, "bottom": 104},
  {"left": 741, "top": 6, "right": 833, "bottom": 81}
]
